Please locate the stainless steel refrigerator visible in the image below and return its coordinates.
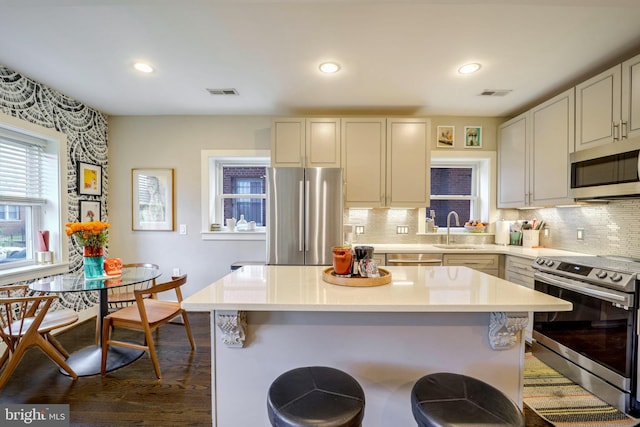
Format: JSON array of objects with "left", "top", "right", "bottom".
[{"left": 266, "top": 167, "right": 343, "bottom": 265}]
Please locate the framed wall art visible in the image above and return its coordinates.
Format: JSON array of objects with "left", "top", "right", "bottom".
[
  {"left": 77, "top": 161, "right": 102, "bottom": 196},
  {"left": 132, "top": 168, "right": 174, "bottom": 231},
  {"left": 464, "top": 126, "right": 482, "bottom": 148},
  {"left": 79, "top": 200, "right": 101, "bottom": 222},
  {"left": 436, "top": 125, "right": 455, "bottom": 148}
]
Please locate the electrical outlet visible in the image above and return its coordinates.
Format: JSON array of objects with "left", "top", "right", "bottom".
[
  {"left": 543, "top": 227, "right": 550, "bottom": 237},
  {"left": 355, "top": 225, "right": 365, "bottom": 235},
  {"left": 576, "top": 228, "right": 584, "bottom": 240},
  {"left": 396, "top": 225, "right": 409, "bottom": 234}
]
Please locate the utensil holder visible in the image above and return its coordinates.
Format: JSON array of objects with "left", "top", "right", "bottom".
[{"left": 522, "top": 230, "right": 540, "bottom": 248}]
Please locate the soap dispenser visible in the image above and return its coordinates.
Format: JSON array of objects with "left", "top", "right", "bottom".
[{"left": 236, "top": 214, "right": 248, "bottom": 231}]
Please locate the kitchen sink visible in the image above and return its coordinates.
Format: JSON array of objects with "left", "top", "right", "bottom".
[{"left": 432, "top": 244, "right": 486, "bottom": 250}]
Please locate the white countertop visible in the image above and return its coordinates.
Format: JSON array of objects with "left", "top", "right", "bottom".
[{"left": 182, "top": 265, "right": 572, "bottom": 313}]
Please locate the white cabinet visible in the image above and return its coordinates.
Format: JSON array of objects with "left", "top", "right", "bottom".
[
  {"left": 386, "top": 118, "right": 430, "bottom": 208},
  {"left": 576, "top": 52, "right": 640, "bottom": 151},
  {"left": 504, "top": 256, "right": 535, "bottom": 342},
  {"left": 497, "top": 113, "right": 527, "bottom": 208},
  {"left": 342, "top": 118, "right": 386, "bottom": 207},
  {"left": 622, "top": 53, "right": 640, "bottom": 141},
  {"left": 498, "top": 88, "right": 574, "bottom": 208},
  {"left": 342, "top": 117, "right": 430, "bottom": 208},
  {"left": 442, "top": 254, "right": 500, "bottom": 277},
  {"left": 271, "top": 118, "right": 341, "bottom": 167},
  {"left": 529, "top": 88, "right": 574, "bottom": 206},
  {"left": 575, "top": 65, "right": 621, "bottom": 150}
]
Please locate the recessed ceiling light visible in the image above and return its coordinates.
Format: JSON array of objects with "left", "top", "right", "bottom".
[
  {"left": 133, "top": 62, "right": 154, "bottom": 73},
  {"left": 319, "top": 62, "right": 340, "bottom": 73},
  {"left": 458, "top": 63, "right": 481, "bottom": 74}
]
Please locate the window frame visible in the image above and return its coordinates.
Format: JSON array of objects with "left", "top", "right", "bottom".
[
  {"left": 200, "top": 149, "right": 270, "bottom": 241},
  {"left": 0, "top": 111, "right": 69, "bottom": 284},
  {"left": 419, "top": 150, "right": 496, "bottom": 234}
]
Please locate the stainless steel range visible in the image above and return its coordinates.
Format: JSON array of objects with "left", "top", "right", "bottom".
[{"left": 532, "top": 255, "right": 640, "bottom": 415}]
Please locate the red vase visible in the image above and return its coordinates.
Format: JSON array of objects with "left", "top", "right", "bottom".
[{"left": 83, "top": 246, "right": 104, "bottom": 257}]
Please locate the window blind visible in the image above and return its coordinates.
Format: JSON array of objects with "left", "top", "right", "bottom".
[{"left": 0, "top": 127, "right": 47, "bottom": 204}]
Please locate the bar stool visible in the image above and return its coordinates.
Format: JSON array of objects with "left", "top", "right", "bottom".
[
  {"left": 267, "top": 366, "right": 365, "bottom": 427},
  {"left": 411, "top": 372, "right": 525, "bottom": 427}
]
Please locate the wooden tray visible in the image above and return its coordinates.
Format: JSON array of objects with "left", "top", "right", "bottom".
[{"left": 322, "top": 267, "right": 392, "bottom": 287}]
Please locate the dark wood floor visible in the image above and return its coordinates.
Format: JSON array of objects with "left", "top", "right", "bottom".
[
  {"left": 0, "top": 312, "right": 212, "bottom": 426},
  {"left": 0, "top": 311, "right": 550, "bottom": 426}
]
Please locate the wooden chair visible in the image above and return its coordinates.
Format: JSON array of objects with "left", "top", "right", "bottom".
[
  {"left": 101, "top": 274, "right": 195, "bottom": 378},
  {"left": 106, "top": 263, "right": 160, "bottom": 310},
  {"left": 0, "top": 285, "right": 79, "bottom": 388}
]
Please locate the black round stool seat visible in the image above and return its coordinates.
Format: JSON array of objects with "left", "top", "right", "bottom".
[
  {"left": 411, "top": 372, "right": 525, "bottom": 427},
  {"left": 267, "top": 366, "right": 365, "bottom": 427}
]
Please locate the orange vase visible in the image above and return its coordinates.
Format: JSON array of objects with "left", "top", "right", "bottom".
[{"left": 332, "top": 246, "right": 353, "bottom": 276}]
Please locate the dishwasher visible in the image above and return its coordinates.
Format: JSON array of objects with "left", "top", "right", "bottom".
[{"left": 386, "top": 253, "right": 442, "bottom": 266}]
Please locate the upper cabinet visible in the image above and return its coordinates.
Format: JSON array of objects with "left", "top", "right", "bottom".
[
  {"left": 498, "top": 88, "right": 574, "bottom": 208},
  {"left": 386, "top": 118, "right": 430, "bottom": 208},
  {"left": 622, "top": 54, "right": 640, "bottom": 141},
  {"left": 342, "top": 117, "right": 430, "bottom": 208},
  {"left": 498, "top": 113, "right": 527, "bottom": 208},
  {"left": 529, "top": 89, "right": 574, "bottom": 206},
  {"left": 576, "top": 52, "right": 640, "bottom": 151},
  {"left": 342, "top": 118, "right": 386, "bottom": 207},
  {"left": 271, "top": 118, "right": 341, "bottom": 167}
]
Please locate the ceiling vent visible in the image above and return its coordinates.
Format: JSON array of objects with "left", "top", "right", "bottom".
[
  {"left": 479, "top": 89, "right": 512, "bottom": 97},
  {"left": 206, "top": 88, "right": 239, "bottom": 96}
]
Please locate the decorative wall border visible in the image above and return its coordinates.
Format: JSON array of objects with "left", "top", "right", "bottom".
[{"left": 0, "top": 65, "right": 108, "bottom": 311}]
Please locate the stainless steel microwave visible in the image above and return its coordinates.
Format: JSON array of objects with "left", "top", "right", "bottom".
[{"left": 570, "top": 138, "right": 640, "bottom": 200}]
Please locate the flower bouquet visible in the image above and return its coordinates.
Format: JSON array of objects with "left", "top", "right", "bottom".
[{"left": 65, "top": 220, "right": 110, "bottom": 278}]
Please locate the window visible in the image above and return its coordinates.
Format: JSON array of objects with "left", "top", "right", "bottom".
[
  {"left": 428, "top": 166, "right": 477, "bottom": 227},
  {"left": 0, "top": 112, "right": 68, "bottom": 281},
  {"left": 220, "top": 166, "right": 267, "bottom": 226},
  {"left": 424, "top": 152, "right": 494, "bottom": 230},
  {"left": 201, "top": 149, "right": 270, "bottom": 239}
]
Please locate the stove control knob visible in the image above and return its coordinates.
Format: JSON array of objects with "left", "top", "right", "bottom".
[
  {"left": 536, "top": 258, "right": 546, "bottom": 265},
  {"left": 596, "top": 270, "right": 608, "bottom": 279},
  {"left": 545, "top": 260, "right": 555, "bottom": 267},
  {"left": 611, "top": 273, "right": 623, "bottom": 282}
]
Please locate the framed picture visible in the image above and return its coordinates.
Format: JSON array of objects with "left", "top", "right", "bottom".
[
  {"left": 79, "top": 200, "right": 101, "bottom": 222},
  {"left": 436, "top": 125, "right": 455, "bottom": 148},
  {"left": 132, "top": 168, "right": 174, "bottom": 231},
  {"left": 464, "top": 126, "right": 482, "bottom": 148},
  {"left": 77, "top": 161, "right": 102, "bottom": 196}
]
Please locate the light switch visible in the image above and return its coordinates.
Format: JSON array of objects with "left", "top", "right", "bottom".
[
  {"left": 576, "top": 228, "right": 584, "bottom": 240},
  {"left": 179, "top": 224, "right": 187, "bottom": 235}
]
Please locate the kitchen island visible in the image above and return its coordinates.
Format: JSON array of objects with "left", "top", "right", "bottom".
[{"left": 182, "top": 265, "right": 571, "bottom": 427}]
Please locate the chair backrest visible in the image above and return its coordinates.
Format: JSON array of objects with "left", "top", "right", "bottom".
[
  {"left": 134, "top": 274, "right": 187, "bottom": 303},
  {"left": 0, "top": 286, "right": 57, "bottom": 340}
]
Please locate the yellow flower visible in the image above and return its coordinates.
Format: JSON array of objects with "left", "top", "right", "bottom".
[{"left": 66, "top": 220, "right": 110, "bottom": 247}]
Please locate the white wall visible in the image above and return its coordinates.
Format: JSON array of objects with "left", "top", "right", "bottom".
[{"left": 107, "top": 116, "right": 271, "bottom": 297}]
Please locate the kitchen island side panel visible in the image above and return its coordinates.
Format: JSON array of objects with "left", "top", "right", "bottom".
[{"left": 211, "top": 310, "right": 524, "bottom": 427}]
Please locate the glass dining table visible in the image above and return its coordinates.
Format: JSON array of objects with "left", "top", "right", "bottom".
[{"left": 29, "top": 265, "right": 162, "bottom": 376}]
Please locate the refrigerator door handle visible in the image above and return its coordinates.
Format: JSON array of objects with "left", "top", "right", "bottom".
[
  {"left": 299, "top": 180, "right": 304, "bottom": 252},
  {"left": 305, "top": 179, "right": 310, "bottom": 252}
]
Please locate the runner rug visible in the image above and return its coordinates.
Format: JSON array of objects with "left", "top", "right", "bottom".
[{"left": 523, "top": 353, "right": 639, "bottom": 426}]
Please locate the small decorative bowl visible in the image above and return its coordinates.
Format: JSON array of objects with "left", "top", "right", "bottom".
[{"left": 464, "top": 224, "right": 486, "bottom": 233}]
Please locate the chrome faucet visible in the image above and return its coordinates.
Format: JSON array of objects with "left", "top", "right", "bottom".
[{"left": 446, "top": 211, "right": 460, "bottom": 245}]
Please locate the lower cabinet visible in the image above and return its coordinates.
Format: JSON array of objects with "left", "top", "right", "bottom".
[
  {"left": 442, "top": 254, "right": 501, "bottom": 277},
  {"left": 504, "top": 256, "right": 535, "bottom": 342}
]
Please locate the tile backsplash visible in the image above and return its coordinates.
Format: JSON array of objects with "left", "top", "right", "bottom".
[{"left": 345, "top": 199, "right": 640, "bottom": 259}]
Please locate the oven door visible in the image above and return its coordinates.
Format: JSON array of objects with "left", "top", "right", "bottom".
[{"left": 533, "top": 271, "right": 636, "bottom": 389}]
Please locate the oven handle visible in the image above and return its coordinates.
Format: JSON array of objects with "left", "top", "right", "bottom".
[{"left": 534, "top": 271, "right": 633, "bottom": 307}]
